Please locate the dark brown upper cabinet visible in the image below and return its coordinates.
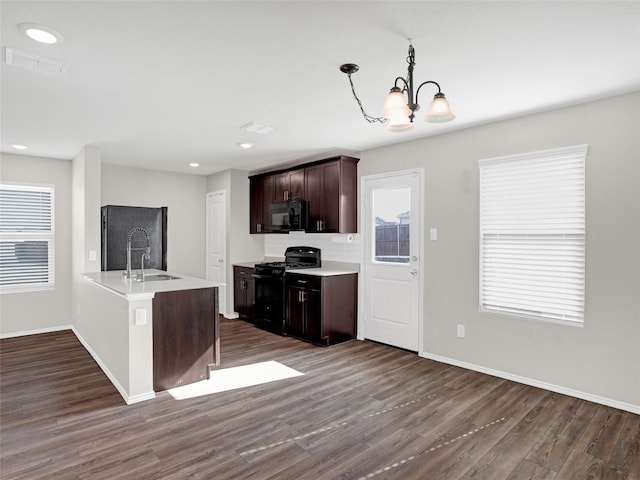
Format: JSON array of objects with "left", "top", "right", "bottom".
[
  {"left": 305, "top": 156, "right": 358, "bottom": 233},
  {"left": 249, "top": 174, "right": 273, "bottom": 233},
  {"left": 249, "top": 155, "right": 358, "bottom": 234},
  {"left": 273, "top": 169, "right": 305, "bottom": 202}
]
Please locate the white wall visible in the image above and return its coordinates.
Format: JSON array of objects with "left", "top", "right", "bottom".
[
  {"left": 101, "top": 164, "right": 208, "bottom": 278},
  {"left": 206, "top": 169, "right": 263, "bottom": 316},
  {"left": 359, "top": 92, "right": 640, "bottom": 410},
  {"left": 0, "top": 153, "right": 73, "bottom": 336}
]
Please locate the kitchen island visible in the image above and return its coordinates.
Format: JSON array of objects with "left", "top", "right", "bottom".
[{"left": 82, "top": 269, "right": 224, "bottom": 403}]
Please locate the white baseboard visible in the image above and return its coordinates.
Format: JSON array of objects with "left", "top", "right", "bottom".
[
  {"left": 0, "top": 325, "right": 74, "bottom": 339},
  {"left": 1, "top": 325, "right": 154, "bottom": 404},
  {"left": 126, "top": 391, "right": 157, "bottom": 404},
  {"left": 71, "top": 327, "right": 155, "bottom": 405},
  {"left": 420, "top": 351, "right": 640, "bottom": 415}
]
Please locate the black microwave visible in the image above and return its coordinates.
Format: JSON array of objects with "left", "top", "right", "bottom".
[{"left": 269, "top": 200, "right": 307, "bottom": 232}]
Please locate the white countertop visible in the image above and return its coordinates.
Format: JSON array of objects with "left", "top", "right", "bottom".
[{"left": 84, "top": 269, "right": 225, "bottom": 300}]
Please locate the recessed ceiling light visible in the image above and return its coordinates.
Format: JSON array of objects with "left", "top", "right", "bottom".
[
  {"left": 10, "top": 144, "right": 28, "bottom": 150},
  {"left": 189, "top": 162, "right": 200, "bottom": 168},
  {"left": 238, "top": 143, "right": 253, "bottom": 149},
  {"left": 19, "top": 23, "right": 64, "bottom": 44}
]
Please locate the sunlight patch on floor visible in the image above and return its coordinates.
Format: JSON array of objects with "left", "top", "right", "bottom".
[{"left": 167, "top": 360, "right": 304, "bottom": 400}]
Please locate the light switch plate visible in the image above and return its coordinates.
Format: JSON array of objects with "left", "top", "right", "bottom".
[
  {"left": 457, "top": 324, "right": 465, "bottom": 338},
  {"left": 88, "top": 250, "right": 97, "bottom": 261},
  {"left": 430, "top": 228, "right": 438, "bottom": 241}
]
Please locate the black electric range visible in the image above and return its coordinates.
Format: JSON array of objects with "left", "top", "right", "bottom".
[{"left": 252, "top": 246, "right": 321, "bottom": 333}]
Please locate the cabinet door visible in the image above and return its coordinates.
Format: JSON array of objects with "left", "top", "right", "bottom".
[
  {"left": 233, "top": 267, "right": 254, "bottom": 318},
  {"left": 249, "top": 175, "right": 274, "bottom": 233},
  {"left": 274, "top": 170, "right": 305, "bottom": 201},
  {"left": 321, "top": 161, "right": 341, "bottom": 233},
  {"left": 289, "top": 169, "right": 305, "bottom": 200},
  {"left": 305, "top": 161, "right": 340, "bottom": 233},
  {"left": 273, "top": 173, "right": 288, "bottom": 202},
  {"left": 305, "top": 164, "right": 323, "bottom": 232},
  {"left": 233, "top": 275, "right": 245, "bottom": 314},
  {"left": 261, "top": 175, "right": 273, "bottom": 232},
  {"left": 286, "top": 286, "right": 305, "bottom": 337},
  {"left": 303, "top": 288, "right": 322, "bottom": 341},
  {"left": 249, "top": 178, "right": 263, "bottom": 234}
]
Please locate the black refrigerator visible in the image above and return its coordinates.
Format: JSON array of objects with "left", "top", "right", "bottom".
[{"left": 101, "top": 205, "right": 168, "bottom": 271}]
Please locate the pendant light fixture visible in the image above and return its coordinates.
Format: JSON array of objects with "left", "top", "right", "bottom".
[{"left": 340, "top": 40, "right": 455, "bottom": 132}]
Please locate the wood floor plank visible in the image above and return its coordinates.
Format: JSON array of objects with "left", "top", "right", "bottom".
[{"left": 2, "top": 318, "right": 639, "bottom": 480}]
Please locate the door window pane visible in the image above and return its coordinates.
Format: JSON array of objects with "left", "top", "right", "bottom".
[{"left": 373, "top": 187, "right": 410, "bottom": 264}]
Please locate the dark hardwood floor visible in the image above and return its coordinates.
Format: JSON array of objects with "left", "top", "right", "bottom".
[{"left": 1, "top": 318, "right": 638, "bottom": 479}]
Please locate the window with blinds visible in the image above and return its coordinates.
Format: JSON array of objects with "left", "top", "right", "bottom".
[
  {"left": 478, "top": 145, "right": 587, "bottom": 325},
  {"left": 0, "top": 183, "right": 55, "bottom": 293}
]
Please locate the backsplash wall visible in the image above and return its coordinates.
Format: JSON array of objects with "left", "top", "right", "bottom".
[{"left": 264, "top": 232, "right": 362, "bottom": 263}]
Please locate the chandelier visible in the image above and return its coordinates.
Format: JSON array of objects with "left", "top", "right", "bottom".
[{"left": 340, "top": 41, "right": 455, "bottom": 132}]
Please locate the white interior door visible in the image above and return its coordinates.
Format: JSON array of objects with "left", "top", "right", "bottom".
[
  {"left": 362, "top": 170, "right": 423, "bottom": 352},
  {"left": 206, "top": 191, "right": 226, "bottom": 315}
]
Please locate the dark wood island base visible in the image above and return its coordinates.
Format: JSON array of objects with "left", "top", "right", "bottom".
[{"left": 152, "top": 287, "right": 219, "bottom": 391}]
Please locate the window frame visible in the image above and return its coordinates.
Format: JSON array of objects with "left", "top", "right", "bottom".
[
  {"left": 478, "top": 145, "right": 588, "bottom": 326},
  {"left": 0, "top": 182, "right": 55, "bottom": 294}
]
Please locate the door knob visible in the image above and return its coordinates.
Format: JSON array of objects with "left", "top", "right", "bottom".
[
  {"left": 409, "top": 268, "right": 418, "bottom": 276},
  {"left": 218, "top": 259, "right": 224, "bottom": 263}
]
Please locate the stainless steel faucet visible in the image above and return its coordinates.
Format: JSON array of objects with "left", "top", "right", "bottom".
[{"left": 125, "top": 227, "right": 151, "bottom": 279}]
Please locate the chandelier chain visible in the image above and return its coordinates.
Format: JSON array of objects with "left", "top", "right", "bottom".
[{"left": 346, "top": 73, "right": 387, "bottom": 124}]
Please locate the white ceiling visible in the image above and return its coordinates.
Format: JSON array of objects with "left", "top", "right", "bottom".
[{"left": 1, "top": 1, "right": 639, "bottom": 176}]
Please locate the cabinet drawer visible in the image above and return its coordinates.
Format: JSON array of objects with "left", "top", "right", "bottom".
[
  {"left": 234, "top": 266, "right": 254, "bottom": 277},
  {"left": 286, "top": 273, "right": 321, "bottom": 290}
]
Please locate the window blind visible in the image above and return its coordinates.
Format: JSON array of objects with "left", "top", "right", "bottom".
[
  {"left": 0, "top": 183, "right": 55, "bottom": 292},
  {"left": 478, "top": 145, "right": 587, "bottom": 324}
]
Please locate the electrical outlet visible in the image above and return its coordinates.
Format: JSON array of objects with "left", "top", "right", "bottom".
[
  {"left": 457, "top": 324, "right": 465, "bottom": 338},
  {"left": 134, "top": 308, "right": 147, "bottom": 326}
]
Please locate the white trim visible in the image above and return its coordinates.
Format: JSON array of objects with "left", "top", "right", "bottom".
[
  {"left": 0, "top": 324, "right": 73, "bottom": 339},
  {"left": 125, "top": 391, "right": 157, "bottom": 404},
  {"left": 420, "top": 351, "right": 640, "bottom": 415},
  {"left": 1, "top": 325, "right": 155, "bottom": 404},
  {"left": 71, "top": 326, "right": 155, "bottom": 405}
]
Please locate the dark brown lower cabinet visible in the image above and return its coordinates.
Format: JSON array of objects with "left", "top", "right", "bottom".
[
  {"left": 152, "top": 287, "right": 219, "bottom": 391},
  {"left": 233, "top": 266, "right": 254, "bottom": 319},
  {"left": 285, "top": 273, "right": 357, "bottom": 346}
]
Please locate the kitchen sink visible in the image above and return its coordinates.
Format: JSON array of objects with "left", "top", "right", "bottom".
[{"left": 136, "top": 274, "right": 181, "bottom": 282}]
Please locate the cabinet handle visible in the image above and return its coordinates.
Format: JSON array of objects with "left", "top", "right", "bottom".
[{"left": 297, "top": 280, "right": 309, "bottom": 284}]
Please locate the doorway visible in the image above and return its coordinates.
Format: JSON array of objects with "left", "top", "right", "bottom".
[
  {"left": 361, "top": 170, "right": 423, "bottom": 352},
  {"left": 206, "top": 190, "right": 226, "bottom": 315}
]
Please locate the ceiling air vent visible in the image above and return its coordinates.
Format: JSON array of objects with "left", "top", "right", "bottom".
[{"left": 5, "top": 47, "right": 64, "bottom": 75}]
